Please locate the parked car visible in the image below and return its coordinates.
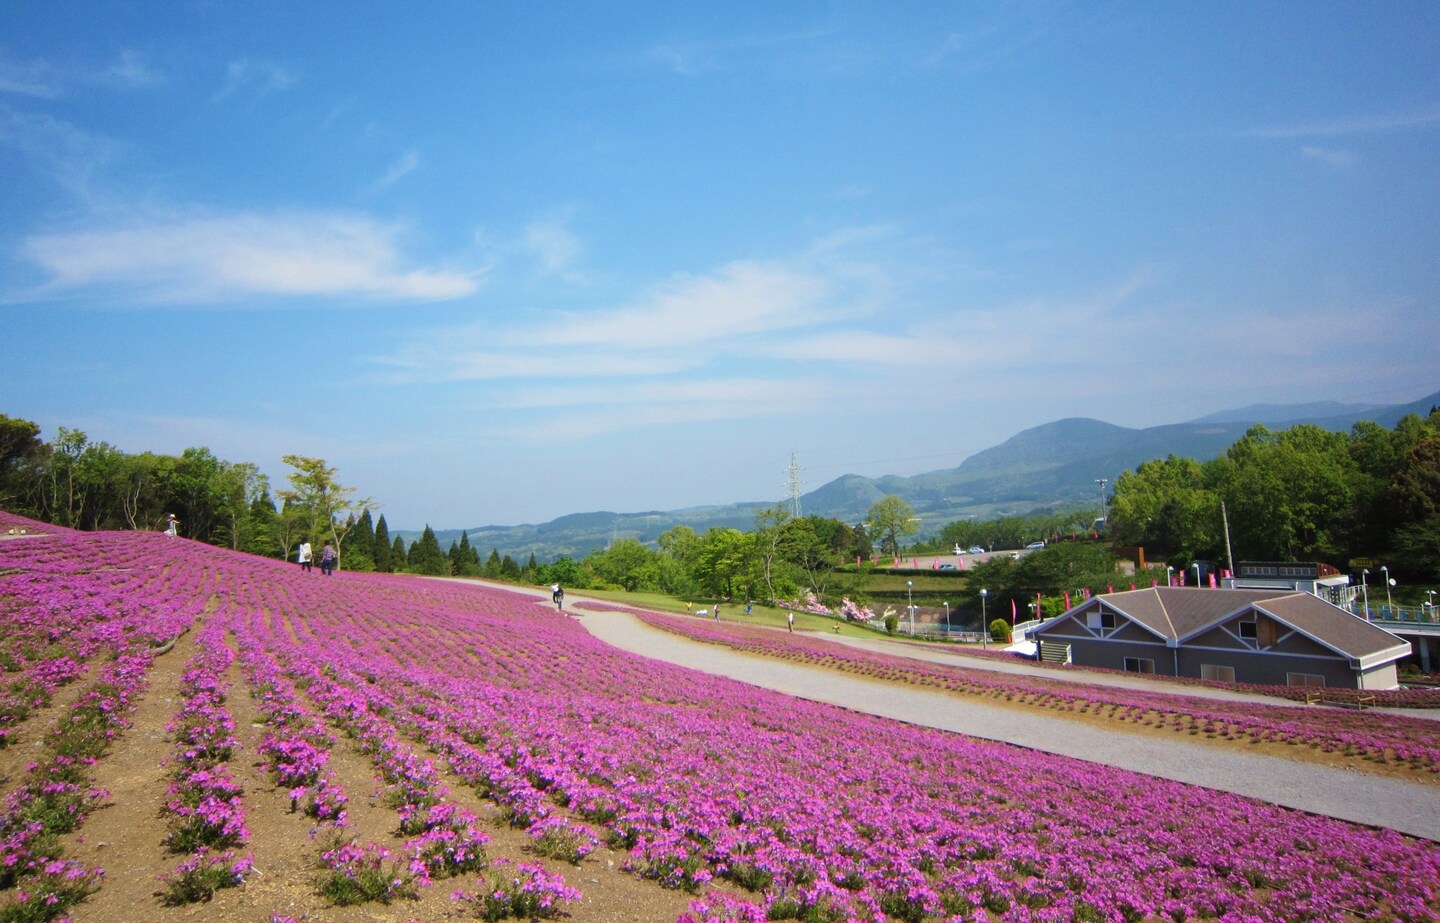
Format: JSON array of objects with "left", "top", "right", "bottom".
[
  {"left": 967, "top": 546, "right": 985, "bottom": 555},
  {"left": 938, "top": 563, "right": 956, "bottom": 570},
  {"left": 1025, "top": 541, "right": 1046, "bottom": 550}
]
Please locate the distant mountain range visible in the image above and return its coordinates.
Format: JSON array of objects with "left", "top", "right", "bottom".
[{"left": 402, "top": 389, "right": 1440, "bottom": 561}]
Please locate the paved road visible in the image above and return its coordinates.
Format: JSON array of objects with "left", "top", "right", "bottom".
[{"left": 566, "top": 602, "right": 1440, "bottom": 841}]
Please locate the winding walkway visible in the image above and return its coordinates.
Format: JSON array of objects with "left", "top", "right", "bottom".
[{"left": 563, "top": 599, "right": 1440, "bottom": 841}]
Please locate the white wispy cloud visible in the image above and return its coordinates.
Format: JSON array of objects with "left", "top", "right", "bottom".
[
  {"left": 20, "top": 209, "right": 479, "bottom": 302},
  {"left": 369, "top": 148, "right": 421, "bottom": 192},
  {"left": 0, "top": 107, "right": 129, "bottom": 198},
  {"left": 1301, "top": 145, "right": 1357, "bottom": 168},
  {"left": 522, "top": 214, "right": 583, "bottom": 276},
  {"left": 1239, "top": 106, "right": 1440, "bottom": 139},
  {"left": 215, "top": 58, "right": 297, "bottom": 100},
  {"left": 549, "top": 260, "right": 828, "bottom": 350},
  {"left": 0, "top": 49, "right": 163, "bottom": 97},
  {"left": 103, "top": 50, "right": 163, "bottom": 89},
  {"left": 0, "top": 56, "right": 62, "bottom": 98}
]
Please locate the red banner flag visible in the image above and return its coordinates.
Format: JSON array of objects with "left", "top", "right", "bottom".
[{"left": 1063, "top": 591, "right": 1071, "bottom": 609}]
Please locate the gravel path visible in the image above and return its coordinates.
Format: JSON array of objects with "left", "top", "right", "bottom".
[{"left": 571, "top": 604, "right": 1440, "bottom": 841}]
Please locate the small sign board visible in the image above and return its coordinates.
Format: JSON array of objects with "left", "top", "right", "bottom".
[{"left": 1349, "top": 557, "right": 1376, "bottom": 569}]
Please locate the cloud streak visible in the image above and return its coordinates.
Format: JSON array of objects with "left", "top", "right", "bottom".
[
  {"left": 215, "top": 58, "right": 297, "bottom": 100},
  {"left": 20, "top": 210, "right": 479, "bottom": 303},
  {"left": 1239, "top": 106, "right": 1440, "bottom": 139}
]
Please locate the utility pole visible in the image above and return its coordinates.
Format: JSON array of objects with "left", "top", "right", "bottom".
[{"left": 1221, "top": 501, "right": 1236, "bottom": 581}]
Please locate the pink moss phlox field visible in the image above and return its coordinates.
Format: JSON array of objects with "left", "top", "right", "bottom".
[
  {"left": 636, "top": 609, "right": 1440, "bottom": 775},
  {"left": 3, "top": 516, "right": 1440, "bottom": 921}
]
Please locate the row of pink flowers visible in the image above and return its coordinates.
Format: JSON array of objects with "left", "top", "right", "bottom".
[
  {"left": 156, "top": 621, "right": 253, "bottom": 903},
  {"left": 636, "top": 609, "right": 1440, "bottom": 775}
]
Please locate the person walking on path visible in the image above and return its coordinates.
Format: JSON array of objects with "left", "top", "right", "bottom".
[
  {"left": 320, "top": 542, "right": 336, "bottom": 576},
  {"left": 554, "top": 585, "right": 565, "bottom": 611},
  {"left": 165, "top": 513, "right": 180, "bottom": 538},
  {"left": 298, "top": 540, "right": 313, "bottom": 573},
  {"left": 713, "top": 602, "right": 721, "bottom": 621},
  {"left": 787, "top": 611, "right": 794, "bottom": 633}
]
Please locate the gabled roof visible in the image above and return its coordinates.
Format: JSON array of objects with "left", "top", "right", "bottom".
[{"left": 1040, "top": 587, "right": 1410, "bottom": 667}]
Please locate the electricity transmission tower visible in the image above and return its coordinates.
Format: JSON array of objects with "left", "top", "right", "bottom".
[{"left": 787, "top": 452, "right": 803, "bottom": 518}]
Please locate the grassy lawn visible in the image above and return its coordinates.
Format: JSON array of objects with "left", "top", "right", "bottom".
[{"left": 573, "top": 586, "right": 966, "bottom": 641}]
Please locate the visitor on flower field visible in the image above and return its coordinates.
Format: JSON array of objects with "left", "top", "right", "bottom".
[
  {"left": 165, "top": 513, "right": 179, "bottom": 537},
  {"left": 551, "top": 583, "right": 560, "bottom": 604},
  {"left": 713, "top": 602, "right": 721, "bottom": 621},
  {"left": 320, "top": 542, "right": 336, "bottom": 576},
  {"left": 298, "top": 540, "right": 313, "bottom": 573},
  {"left": 554, "top": 585, "right": 564, "bottom": 610},
  {"left": 787, "top": 611, "right": 794, "bottom": 633}
]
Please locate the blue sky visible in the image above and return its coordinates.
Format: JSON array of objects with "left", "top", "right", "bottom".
[{"left": 3, "top": 2, "right": 1438, "bottom": 530}]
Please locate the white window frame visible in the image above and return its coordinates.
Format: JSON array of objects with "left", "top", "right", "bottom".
[
  {"left": 1123, "top": 657, "right": 1155, "bottom": 675},
  {"left": 1201, "top": 664, "right": 1236, "bottom": 683},
  {"left": 1287, "top": 672, "right": 1326, "bottom": 688}
]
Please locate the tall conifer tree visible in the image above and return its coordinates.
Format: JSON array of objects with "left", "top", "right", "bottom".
[{"left": 373, "top": 515, "right": 392, "bottom": 572}]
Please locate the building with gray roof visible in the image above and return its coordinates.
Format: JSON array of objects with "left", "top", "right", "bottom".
[{"left": 1031, "top": 586, "right": 1410, "bottom": 690}]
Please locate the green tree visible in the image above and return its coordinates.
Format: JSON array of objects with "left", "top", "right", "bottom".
[
  {"left": 781, "top": 516, "right": 840, "bottom": 600},
  {"left": 865, "top": 496, "right": 916, "bottom": 558},
  {"left": 448, "top": 530, "right": 480, "bottom": 576},
  {"left": 277, "top": 455, "right": 374, "bottom": 570},
  {"left": 695, "top": 527, "right": 752, "bottom": 599},
  {"left": 1386, "top": 437, "right": 1440, "bottom": 579},
  {"left": 211, "top": 460, "right": 268, "bottom": 551},
  {"left": 1214, "top": 425, "right": 1357, "bottom": 561},
  {"left": 539, "top": 557, "right": 588, "bottom": 590},
  {"left": 373, "top": 515, "right": 392, "bottom": 572},
  {"left": 408, "top": 525, "right": 450, "bottom": 575},
  {"left": 1107, "top": 455, "right": 1220, "bottom": 556},
  {"left": 751, "top": 505, "right": 792, "bottom": 603},
  {"left": 588, "top": 538, "right": 659, "bottom": 591},
  {"left": 390, "top": 535, "right": 407, "bottom": 569},
  {"left": 346, "top": 509, "right": 377, "bottom": 572}
]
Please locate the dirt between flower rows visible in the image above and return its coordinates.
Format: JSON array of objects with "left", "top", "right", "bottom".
[{"left": 37, "top": 621, "right": 705, "bottom": 923}]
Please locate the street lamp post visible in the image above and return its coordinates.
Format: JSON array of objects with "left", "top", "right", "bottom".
[
  {"left": 906, "top": 580, "right": 914, "bottom": 637},
  {"left": 1166, "top": 565, "right": 1174, "bottom": 587},
  {"left": 1381, "top": 565, "right": 1395, "bottom": 616},
  {"left": 1095, "top": 478, "right": 1108, "bottom": 527},
  {"left": 980, "top": 589, "right": 988, "bottom": 649},
  {"left": 1360, "top": 569, "right": 1370, "bottom": 619},
  {"left": 1192, "top": 562, "right": 1202, "bottom": 588}
]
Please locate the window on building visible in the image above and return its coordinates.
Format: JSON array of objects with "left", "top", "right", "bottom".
[
  {"left": 1238, "top": 621, "right": 1258, "bottom": 640},
  {"left": 1201, "top": 664, "right": 1236, "bottom": 683},
  {"left": 1287, "top": 673, "right": 1325, "bottom": 688},
  {"left": 1088, "top": 609, "right": 1116, "bottom": 631},
  {"left": 1123, "top": 657, "right": 1155, "bottom": 674}
]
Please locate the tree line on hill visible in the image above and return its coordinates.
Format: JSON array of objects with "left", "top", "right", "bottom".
[
  {"left": 1103, "top": 414, "right": 1440, "bottom": 581},
  {"left": 4, "top": 409, "right": 1437, "bottom": 603}
]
